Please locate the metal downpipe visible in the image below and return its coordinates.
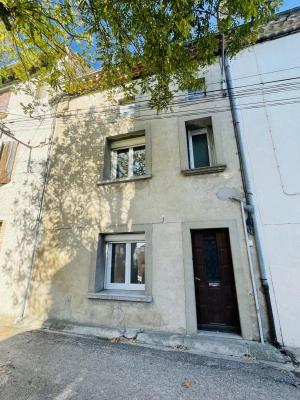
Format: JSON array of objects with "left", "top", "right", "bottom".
[{"left": 224, "top": 54, "right": 278, "bottom": 345}]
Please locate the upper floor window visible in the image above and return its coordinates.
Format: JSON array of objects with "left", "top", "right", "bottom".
[
  {"left": 110, "top": 136, "right": 146, "bottom": 180},
  {"left": 188, "top": 128, "right": 214, "bottom": 168},
  {"left": 186, "top": 78, "right": 206, "bottom": 100},
  {"left": 180, "top": 117, "right": 226, "bottom": 176},
  {"left": 104, "top": 234, "right": 145, "bottom": 291},
  {"left": 118, "top": 95, "right": 135, "bottom": 117},
  {"left": 185, "top": 117, "right": 216, "bottom": 170},
  {"left": 99, "top": 128, "right": 152, "bottom": 185},
  {"left": 0, "top": 141, "right": 18, "bottom": 184}
]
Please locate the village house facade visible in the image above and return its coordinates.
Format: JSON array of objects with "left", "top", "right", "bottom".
[
  {"left": 2, "top": 10, "right": 299, "bottom": 349},
  {"left": 22, "top": 61, "right": 267, "bottom": 342}
]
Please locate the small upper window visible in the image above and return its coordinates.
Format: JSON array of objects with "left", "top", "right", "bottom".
[
  {"left": 186, "top": 78, "right": 206, "bottom": 100},
  {"left": 119, "top": 95, "right": 135, "bottom": 117},
  {"left": 188, "top": 128, "right": 214, "bottom": 169},
  {"left": 110, "top": 136, "right": 146, "bottom": 179},
  {"left": 104, "top": 234, "right": 145, "bottom": 291}
]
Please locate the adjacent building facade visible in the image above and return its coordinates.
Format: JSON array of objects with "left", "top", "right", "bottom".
[
  {"left": 229, "top": 7, "right": 300, "bottom": 347},
  {"left": 0, "top": 85, "right": 55, "bottom": 324}
]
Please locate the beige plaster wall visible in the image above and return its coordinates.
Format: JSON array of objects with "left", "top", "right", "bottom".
[
  {"left": 26, "top": 62, "right": 261, "bottom": 339},
  {"left": 0, "top": 87, "right": 54, "bottom": 323}
]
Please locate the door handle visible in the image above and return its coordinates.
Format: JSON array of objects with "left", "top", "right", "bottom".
[
  {"left": 195, "top": 277, "right": 201, "bottom": 281},
  {"left": 208, "top": 282, "right": 220, "bottom": 287}
]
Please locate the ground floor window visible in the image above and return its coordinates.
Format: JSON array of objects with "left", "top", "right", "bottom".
[{"left": 104, "top": 234, "right": 145, "bottom": 290}]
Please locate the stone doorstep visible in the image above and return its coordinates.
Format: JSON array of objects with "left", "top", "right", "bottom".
[{"left": 41, "top": 321, "right": 290, "bottom": 366}]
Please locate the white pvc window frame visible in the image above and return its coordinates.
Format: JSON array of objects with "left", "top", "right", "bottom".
[
  {"left": 188, "top": 127, "right": 215, "bottom": 169},
  {"left": 111, "top": 144, "right": 146, "bottom": 179},
  {"left": 104, "top": 234, "right": 146, "bottom": 291}
]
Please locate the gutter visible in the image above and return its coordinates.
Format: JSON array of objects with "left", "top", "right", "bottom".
[{"left": 224, "top": 54, "right": 279, "bottom": 346}]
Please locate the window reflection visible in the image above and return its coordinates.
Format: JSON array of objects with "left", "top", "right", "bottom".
[
  {"left": 133, "top": 146, "right": 146, "bottom": 176},
  {"left": 111, "top": 243, "right": 126, "bottom": 283},
  {"left": 131, "top": 242, "right": 145, "bottom": 284},
  {"left": 116, "top": 149, "right": 129, "bottom": 178}
]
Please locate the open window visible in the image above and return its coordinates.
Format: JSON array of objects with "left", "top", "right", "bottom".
[
  {"left": 187, "top": 127, "right": 215, "bottom": 168},
  {"left": 186, "top": 120, "right": 216, "bottom": 169},
  {"left": 179, "top": 117, "right": 226, "bottom": 176}
]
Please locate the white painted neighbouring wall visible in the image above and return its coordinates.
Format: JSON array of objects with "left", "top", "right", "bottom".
[{"left": 229, "top": 32, "right": 300, "bottom": 348}]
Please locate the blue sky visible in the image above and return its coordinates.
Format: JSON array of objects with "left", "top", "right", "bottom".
[
  {"left": 279, "top": 0, "right": 300, "bottom": 11},
  {"left": 70, "top": 0, "right": 300, "bottom": 68}
]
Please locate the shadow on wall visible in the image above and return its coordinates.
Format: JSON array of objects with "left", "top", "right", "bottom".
[
  {"left": 0, "top": 157, "right": 47, "bottom": 318},
  {"left": 25, "top": 105, "right": 138, "bottom": 324}
]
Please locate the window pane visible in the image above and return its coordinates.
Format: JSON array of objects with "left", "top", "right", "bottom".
[
  {"left": 187, "top": 89, "right": 205, "bottom": 99},
  {"left": 187, "top": 79, "right": 206, "bottom": 99},
  {"left": 192, "top": 134, "right": 209, "bottom": 168},
  {"left": 116, "top": 149, "right": 129, "bottom": 178},
  {"left": 133, "top": 146, "right": 146, "bottom": 176},
  {"left": 203, "top": 234, "right": 220, "bottom": 282},
  {"left": 111, "top": 243, "right": 126, "bottom": 283},
  {"left": 131, "top": 242, "right": 145, "bottom": 284}
]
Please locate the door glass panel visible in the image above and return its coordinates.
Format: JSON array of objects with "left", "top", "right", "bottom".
[
  {"left": 192, "top": 134, "right": 209, "bottom": 168},
  {"left": 203, "top": 234, "right": 220, "bottom": 282},
  {"left": 133, "top": 146, "right": 146, "bottom": 176},
  {"left": 116, "top": 149, "right": 129, "bottom": 178},
  {"left": 131, "top": 242, "right": 145, "bottom": 284},
  {"left": 111, "top": 243, "right": 126, "bottom": 283}
]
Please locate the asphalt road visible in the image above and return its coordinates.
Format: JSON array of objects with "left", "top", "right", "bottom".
[{"left": 0, "top": 330, "right": 299, "bottom": 400}]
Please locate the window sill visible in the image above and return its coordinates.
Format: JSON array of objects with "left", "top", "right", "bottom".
[
  {"left": 87, "top": 290, "right": 152, "bottom": 303},
  {"left": 97, "top": 174, "right": 152, "bottom": 186},
  {"left": 181, "top": 165, "right": 226, "bottom": 176}
]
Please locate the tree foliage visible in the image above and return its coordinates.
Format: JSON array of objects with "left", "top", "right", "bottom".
[{"left": 0, "top": 0, "right": 280, "bottom": 110}]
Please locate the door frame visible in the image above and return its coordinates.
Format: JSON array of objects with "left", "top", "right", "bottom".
[
  {"left": 191, "top": 228, "right": 241, "bottom": 333},
  {"left": 182, "top": 219, "right": 257, "bottom": 340}
]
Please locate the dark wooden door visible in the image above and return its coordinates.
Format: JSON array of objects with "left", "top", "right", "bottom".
[{"left": 191, "top": 229, "right": 241, "bottom": 333}]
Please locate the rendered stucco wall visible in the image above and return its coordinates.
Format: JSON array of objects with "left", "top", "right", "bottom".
[
  {"left": 0, "top": 87, "right": 54, "bottom": 324},
  {"left": 229, "top": 32, "right": 300, "bottom": 347},
  {"left": 26, "top": 62, "right": 261, "bottom": 340}
]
